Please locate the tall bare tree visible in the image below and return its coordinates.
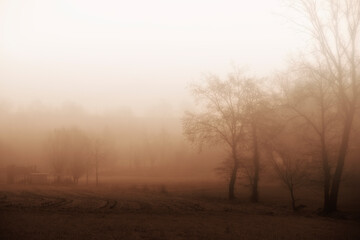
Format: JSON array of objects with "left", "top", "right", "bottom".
[
  {"left": 279, "top": 67, "right": 338, "bottom": 211},
  {"left": 231, "top": 78, "right": 271, "bottom": 202},
  {"left": 290, "top": 0, "right": 360, "bottom": 212},
  {"left": 183, "top": 71, "right": 252, "bottom": 199}
]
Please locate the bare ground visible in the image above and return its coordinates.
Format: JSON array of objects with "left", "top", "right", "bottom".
[{"left": 0, "top": 183, "right": 359, "bottom": 240}]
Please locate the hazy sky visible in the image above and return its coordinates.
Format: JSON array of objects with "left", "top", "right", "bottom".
[{"left": 0, "top": 0, "right": 305, "bottom": 115}]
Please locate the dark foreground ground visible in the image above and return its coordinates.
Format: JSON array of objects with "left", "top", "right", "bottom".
[{"left": 0, "top": 183, "right": 359, "bottom": 240}]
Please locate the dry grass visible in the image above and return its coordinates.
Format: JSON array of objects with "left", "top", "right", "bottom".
[{"left": 0, "top": 182, "right": 359, "bottom": 240}]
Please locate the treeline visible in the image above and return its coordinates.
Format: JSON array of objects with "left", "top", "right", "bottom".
[
  {"left": 183, "top": 0, "right": 360, "bottom": 213},
  {"left": 0, "top": 104, "right": 221, "bottom": 184}
]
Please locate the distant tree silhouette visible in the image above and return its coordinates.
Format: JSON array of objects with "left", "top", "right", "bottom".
[
  {"left": 47, "top": 128, "right": 70, "bottom": 183},
  {"left": 267, "top": 124, "right": 310, "bottom": 211},
  {"left": 183, "top": 70, "right": 263, "bottom": 200},
  {"left": 47, "top": 127, "right": 89, "bottom": 184},
  {"left": 90, "top": 136, "right": 108, "bottom": 186},
  {"left": 238, "top": 78, "right": 272, "bottom": 203}
]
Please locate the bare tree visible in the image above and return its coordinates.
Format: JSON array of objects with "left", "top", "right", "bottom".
[
  {"left": 46, "top": 128, "right": 70, "bottom": 183},
  {"left": 183, "top": 71, "right": 249, "bottom": 200},
  {"left": 279, "top": 67, "right": 339, "bottom": 211},
  {"left": 90, "top": 137, "right": 107, "bottom": 186},
  {"left": 240, "top": 79, "right": 271, "bottom": 202},
  {"left": 68, "top": 128, "right": 89, "bottom": 184},
  {"left": 270, "top": 148, "right": 309, "bottom": 211},
  {"left": 46, "top": 127, "right": 89, "bottom": 184},
  {"left": 263, "top": 110, "right": 311, "bottom": 211},
  {"left": 289, "top": 0, "right": 360, "bottom": 212}
]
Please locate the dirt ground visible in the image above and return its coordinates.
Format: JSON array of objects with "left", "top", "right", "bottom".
[{"left": 0, "top": 183, "right": 359, "bottom": 240}]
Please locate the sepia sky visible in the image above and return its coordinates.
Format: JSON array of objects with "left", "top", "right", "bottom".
[{"left": 0, "top": 0, "right": 306, "bottom": 115}]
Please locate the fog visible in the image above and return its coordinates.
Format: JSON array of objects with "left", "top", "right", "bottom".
[
  {"left": 0, "top": 0, "right": 307, "bottom": 180},
  {"left": 0, "top": 0, "right": 360, "bottom": 239},
  {"left": 0, "top": 0, "right": 306, "bottom": 114}
]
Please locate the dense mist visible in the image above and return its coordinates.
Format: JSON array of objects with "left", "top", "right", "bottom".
[
  {"left": 0, "top": 103, "right": 226, "bottom": 184},
  {"left": 1, "top": 0, "right": 360, "bottom": 240}
]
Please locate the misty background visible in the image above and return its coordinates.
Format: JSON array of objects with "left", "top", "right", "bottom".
[
  {"left": 0, "top": 0, "right": 306, "bottom": 114},
  {"left": 0, "top": 0, "right": 305, "bottom": 181},
  {"left": 0, "top": 0, "right": 359, "bottom": 194}
]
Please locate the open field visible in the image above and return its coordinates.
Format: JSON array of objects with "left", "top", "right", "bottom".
[{"left": 0, "top": 182, "right": 359, "bottom": 240}]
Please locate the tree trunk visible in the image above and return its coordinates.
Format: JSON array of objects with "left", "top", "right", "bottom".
[
  {"left": 319, "top": 92, "right": 332, "bottom": 213},
  {"left": 56, "top": 175, "right": 61, "bottom": 184},
  {"left": 321, "top": 135, "right": 331, "bottom": 213},
  {"left": 73, "top": 176, "right": 79, "bottom": 184},
  {"left": 251, "top": 122, "right": 259, "bottom": 203},
  {"left": 251, "top": 177, "right": 259, "bottom": 203},
  {"left": 290, "top": 186, "right": 296, "bottom": 211},
  {"left": 86, "top": 166, "right": 89, "bottom": 185},
  {"left": 322, "top": 166, "right": 331, "bottom": 212},
  {"left": 328, "top": 117, "right": 354, "bottom": 212},
  {"left": 95, "top": 160, "right": 99, "bottom": 187},
  {"left": 228, "top": 160, "right": 238, "bottom": 200}
]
